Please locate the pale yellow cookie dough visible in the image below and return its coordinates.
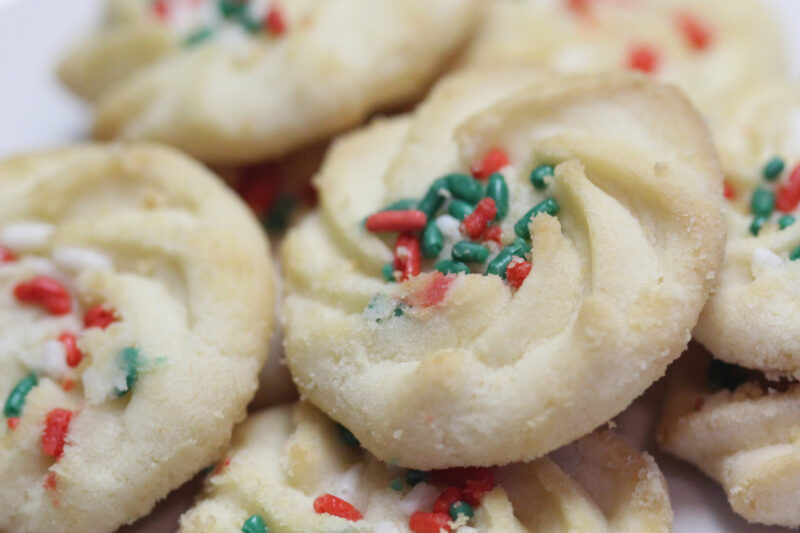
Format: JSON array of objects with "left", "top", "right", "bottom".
[
  {"left": 180, "top": 402, "right": 672, "bottom": 533},
  {"left": 281, "top": 67, "right": 726, "bottom": 469},
  {"left": 60, "top": 0, "right": 484, "bottom": 165},
  {"left": 0, "top": 144, "right": 274, "bottom": 533}
]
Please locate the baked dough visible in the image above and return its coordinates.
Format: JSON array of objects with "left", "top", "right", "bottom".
[
  {"left": 0, "top": 144, "right": 274, "bottom": 533},
  {"left": 694, "top": 83, "right": 800, "bottom": 376},
  {"left": 461, "top": 0, "right": 784, "bottom": 111},
  {"left": 59, "top": 0, "right": 483, "bottom": 165},
  {"left": 281, "top": 67, "right": 726, "bottom": 468},
  {"left": 658, "top": 346, "right": 800, "bottom": 527},
  {"left": 180, "top": 402, "right": 672, "bottom": 532}
]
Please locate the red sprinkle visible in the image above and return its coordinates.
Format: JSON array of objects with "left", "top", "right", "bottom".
[
  {"left": 627, "top": 45, "right": 660, "bottom": 74},
  {"left": 409, "top": 511, "right": 451, "bottom": 533},
  {"left": 693, "top": 397, "right": 705, "bottom": 411},
  {"left": 723, "top": 181, "right": 736, "bottom": 200},
  {"left": 566, "top": 0, "right": 591, "bottom": 16},
  {"left": 394, "top": 233, "right": 421, "bottom": 281},
  {"left": 213, "top": 457, "right": 232, "bottom": 475},
  {"left": 7, "top": 417, "right": 20, "bottom": 430},
  {"left": 431, "top": 467, "right": 495, "bottom": 506},
  {"left": 471, "top": 148, "right": 509, "bottom": 180},
  {"left": 506, "top": 257, "right": 532, "bottom": 289},
  {"left": 433, "top": 486, "right": 464, "bottom": 515},
  {"left": 776, "top": 163, "right": 800, "bottom": 212},
  {"left": 0, "top": 246, "right": 15, "bottom": 262},
  {"left": 365, "top": 210, "right": 427, "bottom": 233},
  {"left": 461, "top": 198, "right": 498, "bottom": 239},
  {"left": 265, "top": 5, "right": 287, "bottom": 35},
  {"left": 677, "top": 12, "right": 712, "bottom": 50},
  {"left": 59, "top": 333, "right": 83, "bottom": 368},
  {"left": 408, "top": 272, "right": 454, "bottom": 308},
  {"left": 61, "top": 379, "right": 75, "bottom": 392},
  {"left": 83, "top": 305, "right": 117, "bottom": 329},
  {"left": 44, "top": 472, "right": 57, "bottom": 491},
  {"left": 42, "top": 408, "right": 73, "bottom": 459},
  {"left": 313, "top": 493, "right": 363, "bottom": 522},
  {"left": 14, "top": 276, "right": 72, "bottom": 315},
  {"left": 481, "top": 225, "right": 504, "bottom": 245},
  {"left": 235, "top": 167, "right": 283, "bottom": 216},
  {"left": 151, "top": 0, "right": 169, "bottom": 20}
]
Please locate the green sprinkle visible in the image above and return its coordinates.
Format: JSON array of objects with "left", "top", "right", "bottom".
[
  {"left": 184, "top": 27, "right": 214, "bottom": 46},
  {"left": 201, "top": 464, "right": 215, "bottom": 475},
  {"left": 393, "top": 306, "right": 404, "bottom": 317},
  {"left": 448, "top": 200, "right": 475, "bottom": 221},
  {"left": 452, "top": 241, "right": 489, "bottom": 263},
  {"left": 417, "top": 178, "right": 448, "bottom": 219},
  {"left": 382, "top": 198, "right": 419, "bottom": 212},
  {"left": 241, "top": 515, "right": 268, "bottom": 533},
  {"left": 406, "top": 469, "right": 427, "bottom": 486},
  {"left": 751, "top": 188, "right": 775, "bottom": 218},
  {"left": 450, "top": 501, "right": 474, "bottom": 521},
  {"left": 390, "top": 478, "right": 404, "bottom": 491},
  {"left": 791, "top": 245, "right": 800, "bottom": 261},
  {"left": 219, "top": 0, "right": 247, "bottom": 18},
  {"left": 750, "top": 216, "right": 767, "bottom": 236},
  {"left": 382, "top": 263, "right": 396, "bottom": 282},
  {"left": 486, "top": 173, "right": 509, "bottom": 220},
  {"left": 435, "top": 260, "right": 470, "bottom": 275},
  {"left": 238, "top": 11, "right": 263, "bottom": 34},
  {"left": 4, "top": 373, "right": 37, "bottom": 418},
  {"left": 445, "top": 174, "right": 483, "bottom": 204},
  {"left": 114, "top": 347, "right": 140, "bottom": 398},
  {"left": 763, "top": 157, "right": 785, "bottom": 181},
  {"left": 421, "top": 222, "right": 444, "bottom": 258},
  {"left": 529, "top": 164, "right": 554, "bottom": 190},
  {"left": 514, "top": 198, "right": 560, "bottom": 240},
  {"left": 485, "top": 239, "right": 530, "bottom": 278},
  {"left": 337, "top": 424, "right": 360, "bottom": 447},
  {"left": 263, "top": 195, "right": 297, "bottom": 231},
  {"left": 779, "top": 215, "right": 796, "bottom": 230}
]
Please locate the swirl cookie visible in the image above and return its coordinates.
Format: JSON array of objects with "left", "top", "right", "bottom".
[
  {"left": 0, "top": 144, "right": 274, "bottom": 533},
  {"left": 59, "top": 0, "right": 483, "bottom": 165},
  {"left": 281, "top": 67, "right": 726, "bottom": 468},
  {"left": 693, "top": 83, "right": 800, "bottom": 375},
  {"left": 180, "top": 402, "right": 672, "bottom": 533},
  {"left": 461, "top": 0, "right": 783, "bottom": 111},
  {"left": 658, "top": 346, "right": 800, "bottom": 527}
]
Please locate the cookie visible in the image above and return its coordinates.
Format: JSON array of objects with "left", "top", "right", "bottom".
[
  {"left": 280, "top": 67, "right": 726, "bottom": 468},
  {"left": 59, "top": 0, "right": 483, "bottom": 165},
  {"left": 658, "top": 346, "right": 800, "bottom": 527},
  {"left": 693, "top": 83, "right": 800, "bottom": 375},
  {"left": 180, "top": 402, "right": 672, "bottom": 532},
  {"left": 0, "top": 144, "right": 274, "bottom": 533},
  {"left": 460, "top": 0, "right": 783, "bottom": 111}
]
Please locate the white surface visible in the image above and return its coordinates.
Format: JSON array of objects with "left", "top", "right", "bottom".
[{"left": 1, "top": 1, "right": 800, "bottom": 532}]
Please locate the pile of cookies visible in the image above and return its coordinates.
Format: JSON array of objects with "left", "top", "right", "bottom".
[{"left": 1, "top": 1, "right": 798, "bottom": 532}]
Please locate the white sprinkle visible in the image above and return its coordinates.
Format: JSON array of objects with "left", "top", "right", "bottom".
[
  {"left": 436, "top": 215, "right": 461, "bottom": 240},
  {"left": 374, "top": 522, "right": 403, "bottom": 533},
  {"left": 398, "top": 482, "right": 439, "bottom": 515},
  {"left": 752, "top": 247, "right": 783, "bottom": 276},
  {"left": 457, "top": 527, "right": 480, "bottom": 533},
  {"left": 40, "top": 339, "right": 67, "bottom": 378},
  {"left": 1, "top": 223, "right": 54, "bottom": 250},
  {"left": 53, "top": 247, "right": 113, "bottom": 273}
]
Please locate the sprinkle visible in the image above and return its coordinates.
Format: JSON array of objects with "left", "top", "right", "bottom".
[
  {"left": 448, "top": 200, "right": 475, "bottom": 221},
  {"left": 399, "top": 482, "right": 439, "bottom": 515},
  {"left": 445, "top": 174, "right": 484, "bottom": 204},
  {"left": 567, "top": 0, "right": 591, "bottom": 16},
  {"left": 452, "top": 241, "right": 489, "bottom": 263},
  {"left": 219, "top": 0, "right": 246, "bottom": 18},
  {"left": 394, "top": 234, "right": 422, "bottom": 281},
  {"left": 723, "top": 181, "right": 736, "bottom": 200},
  {"left": 365, "top": 210, "right": 427, "bottom": 233},
  {"left": 265, "top": 5, "right": 287, "bottom": 35},
  {"left": 514, "top": 198, "right": 560, "bottom": 241},
  {"left": 0, "top": 222, "right": 54, "bottom": 251},
  {"left": 485, "top": 173, "right": 509, "bottom": 220},
  {"left": 430, "top": 467, "right": 495, "bottom": 506},
  {"left": 241, "top": 515, "right": 268, "bottom": 533},
  {"left": 435, "top": 260, "right": 470, "bottom": 275},
  {"left": 7, "top": 417, "right": 20, "bottom": 430},
  {"left": 460, "top": 198, "right": 497, "bottom": 239},
  {"left": 382, "top": 199, "right": 419, "bottom": 212},
  {"left": 750, "top": 216, "right": 766, "bottom": 236},
  {"left": 434, "top": 487, "right": 464, "bottom": 515},
  {"left": 338, "top": 424, "right": 360, "bottom": 447},
  {"left": 61, "top": 378, "right": 75, "bottom": 392},
  {"left": 676, "top": 13, "right": 712, "bottom": 50},
  {"left": 44, "top": 472, "right": 57, "bottom": 491},
  {"left": 60, "top": 333, "right": 83, "bottom": 368},
  {"left": 751, "top": 188, "right": 775, "bottom": 217},
  {"left": 693, "top": 397, "right": 705, "bottom": 411},
  {"left": 407, "top": 272, "right": 454, "bottom": 308},
  {"left": 0, "top": 246, "right": 15, "bottom": 262},
  {"left": 481, "top": 225, "right": 503, "bottom": 245},
  {"left": 529, "top": 164, "right": 554, "bottom": 190},
  {"left": 418, "top": 178, "right": 449, "bottom": 219},
  {"left": 449, "top": 501, "right": 474, "bottom": 521},
  {"left": 627, "top": 45, "right": 660, "bottom": 73},
  {"left": 4, "top": 373, "right": 38, "bottom": 418},
  {"left": 42, "top": 408, "right": 73, "bottom": 459},
  {"left": 313, "top": 494, "right": 363, "bottom": 521},
  {"left": 406, "top": 469, "right": 427, "bottom": 486},
  {"left": 409, "top": 512, "right": 451, "bottom": 533},
  {"left": 763, "top": 157, "right": 786, "bottom": 181},
  {"left": 776, "top": 163, "right": 800, "bottom": 212},
  {"left": 791, "top": 245, "right": 800, "bottom": 261},
  {"left": 421, "top": 222, "right": 445, "bottom": 258},
  {"left": 779, "top": 215, "right": 796, "bottom": 229},
  {"left": 14, "top": 276, "right": 72, "bottom": 315},
  {"left": 382, "top": 263, "right": 397, "bottom": 282},
  {"left": 485, "top": 239, "right": 530, "bottom": 278},
  {"left": 84, "top": 305, "right": 117, "bottom": 329},
  {"left": 185, "top": 27, "right": 214, "bottom": 46},
  {"left": 470, "top": 148, "right": 509, "bottom": 180},
  {"left": 114, "top": 347, "right": 141, "bottom": 397},
  {"left": 263, "top": 195, "right": 298, "bottom": 232},
  {"left": 506, "top": 257, "right": 532, "bottom": 289},
  {"left": 151, "top": 0, "right": 169, "bottom": 19},
  {"left": 390, "top": 479, "right": 404, "bottom": 491},
  {"left": 52, "top": 247, "right": 113, "bottom": 273}
]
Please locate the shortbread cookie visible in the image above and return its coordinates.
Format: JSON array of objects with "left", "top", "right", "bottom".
[
  {"left": 693, "top": 83, "right": 800, "bottom": 376},
  {"left": 461, "top": 0, "right": 783, "bottom": 111},
  {"left": 280, "top": 67, "right": 725, "bottom": 468},
  {"left": 180, "top": 402, "right": 672, "bottom": 532},
  {"left": 658, "top": 346, "right": 800, "bottom": 527},
  {"left": 0, "top": 144, "right": 274, "bottom": 533},
  {"left": 59, "top": 0, "right": 483, "bottom": 165}
]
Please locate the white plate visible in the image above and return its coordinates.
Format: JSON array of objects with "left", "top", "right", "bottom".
[{"left": 1, "top": 1, "right": 799, "bottom": 532}]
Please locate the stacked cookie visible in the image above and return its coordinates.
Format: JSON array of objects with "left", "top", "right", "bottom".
[{"left": 1, "top": 0, "right": 798, "bottom": 531}]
